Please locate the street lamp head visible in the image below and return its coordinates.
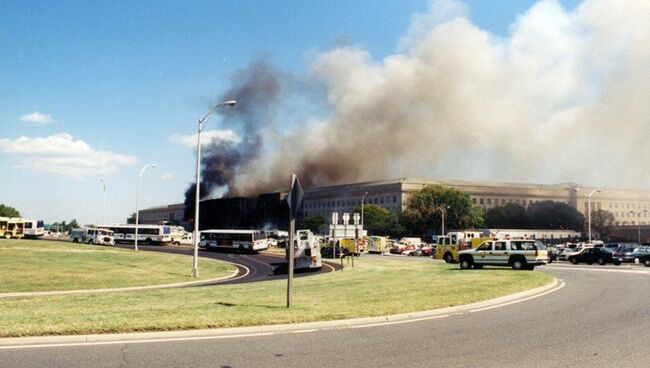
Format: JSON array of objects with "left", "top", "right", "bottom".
[{"left": 220, "top": 100, "right": 237, "bottom": 106}]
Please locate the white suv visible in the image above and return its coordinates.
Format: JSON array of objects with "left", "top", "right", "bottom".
[{"left": 458, "top": 239, "right": 548, "bottom": 270}]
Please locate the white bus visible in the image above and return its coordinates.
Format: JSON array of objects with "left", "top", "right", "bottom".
[
  {"left": 199, "top": 229, "right": 269, "bottom": 253},
  {"left": 290, "top": 230, "right": 322, "bottom": 270},
  {"left": 103, "top": 224, "right": 172, "bottom": 245},
  {"left": 23, "top": 219, "right": 45, "bottom": 238}
]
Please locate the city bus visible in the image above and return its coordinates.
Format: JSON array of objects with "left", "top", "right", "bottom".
[
  {"left": 103, "top": 224, "right": 172, "bottom": 245},
  {"left": 289, "top": 230, "right": 322, "bottom": 270},
  {"left": 198, "top": 229, "right": 269, "bottom": 253},
  {"left": 1, "top": 217, "right": 25, "bottom": 239},
  {"left": 23, "top": 219, "right": 45, "bottom": 238}
]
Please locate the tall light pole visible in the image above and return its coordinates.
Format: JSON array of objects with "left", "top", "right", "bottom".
[
  {"left": 99, "top": 179, "right": 106, "bottom": 225},
  {"left": 135, "top": 163, "right": 156, "bottom": 251},
  {"left": 574, "top": 188, "right": 601, "bottom": 243},
  {"left": 192, "top": 99, "right": 236, "bottom": 277},
  {"left": 436, "top": 204, "right": 450, "bottom": 236},
  {"left": 629, "top": 210, "right": 647, "bottom": 244},
  {"left": 361, "top": 192, "right": 368, "bottom": 231}
]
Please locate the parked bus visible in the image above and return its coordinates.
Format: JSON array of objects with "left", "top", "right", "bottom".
[
  {"left": 23, "top": 219, "right": 45, "bottom": 238},
  {"left": 198, "top": 229, "right": 269, "bottom": 253},
  {"left": 289, "top": 230, "right": 322, "bottom": 270},
  {"left": 103, "top": 224, "right": 172, "bottom": 245},
  {"left": 0, "top": 217, "right": 25, "bottom": 239}
]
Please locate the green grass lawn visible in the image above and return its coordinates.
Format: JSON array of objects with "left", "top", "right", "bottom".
[
  {"left": 0, "top": 240, "right": 235, "bottom": 293},
  {"left": 0, "top": 253, "right": 553, "bottom": 337}
]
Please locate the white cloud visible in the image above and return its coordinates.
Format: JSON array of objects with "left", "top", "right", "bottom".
[
  {"left": 20, "top": 112, "right": 55, "bottom": 124},
  {"left": 0, "top": 133, "right": 137, "bottom": 179},
  {"left": 160, "top": 172, "right": 176, "bottom": 180},
  {"left": 170, "top": 129, "right": 240, "bottom": 147}
]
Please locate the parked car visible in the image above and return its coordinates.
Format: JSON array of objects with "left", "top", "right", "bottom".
[
  {"left": 567, "top": 247, "right": 618, "bottom": 265},
  {"left": 634, "top": 252, "right": 650, "bottom": 267},
  {"left": 614, "top": 246, "right": 650, "bottom": 264},
  {"left": 390, "top": 242, "right": 416, "bottom": 255},
  {"left": 558, "top": 247, "right": 582, "bottom": 261},
  {"left": 547, "top": 247, "right": 558, "bottom": 263},
  {"left": 421, "top": 245, "right": 434, "bottom": 257}
]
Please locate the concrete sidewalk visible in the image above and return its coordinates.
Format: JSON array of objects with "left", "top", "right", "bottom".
[{"left": 0, "top": 277, "right": 561, "bottom": 348}]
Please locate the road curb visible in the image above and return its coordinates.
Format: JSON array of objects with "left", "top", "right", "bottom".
[
  {"left": 0, "top": 258, "right": 241, "bottom": 300},
  {"left": 0, "top": 276, "right": 560, "bottom": 348}
]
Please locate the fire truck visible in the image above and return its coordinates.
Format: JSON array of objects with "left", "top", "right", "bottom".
[{"left": 434, "top": 231, "right": 493, "bottom": 263}]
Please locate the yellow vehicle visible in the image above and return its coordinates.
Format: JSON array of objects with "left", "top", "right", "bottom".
[
  {"left": 339, "top": 238, "right": 360, "bottom": 256},
  {"left": 434, "top": 231, "right": 492, "bottom": 263},
  {"left": 1, "top": 217, "right": 25, "bottom": 239},
  {"left": 367, "top": 236, "right": 388, "bottom": 254},
  {"left": 0, "top": 217, "right": 8, "bottom": 238}
]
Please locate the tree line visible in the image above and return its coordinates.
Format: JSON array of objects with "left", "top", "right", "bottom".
[{"left": 298, "top": 185, "right": 617, "bottom": 238}]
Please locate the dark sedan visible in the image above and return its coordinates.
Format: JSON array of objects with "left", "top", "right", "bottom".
[
  {"left": 613, "top": 246, "right": 648, "bottom": 263},
  {"left": 635, "top": 253, "right": 650, "bottom": 267},
  {"left": 567, "top": 247, "right": 619, "bottom": 265}
]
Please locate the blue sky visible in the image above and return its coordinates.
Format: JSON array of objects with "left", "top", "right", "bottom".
[{"left": 0, "top": 0, "right": 587, "bottom": 224}]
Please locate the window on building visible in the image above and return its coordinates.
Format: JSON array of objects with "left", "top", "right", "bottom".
[
  {"left": 487, "top": 198, "right": 492, "bottom": 205},
  {"left": 479, "top": 198, "right": 484, "bottom": 205},
  {"left": 472, "top": 198, "right": 477, "bottom": 204},
  {"left": 502, "top": 199, "right": 506, "bottom": 205},
  {"left": 393, "top": 196, "right": 397, "bottom": 203}
]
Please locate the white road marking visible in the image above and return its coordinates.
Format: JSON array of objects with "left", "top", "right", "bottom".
[
  {"left": 543, "top": 264, "right": 650, "bottom": 275},
  {"left": 469, "top": 280, "right": 566, "bottom": 313},
  {"left": 348, "top": 314, "right": 451, "bottom": 329}
]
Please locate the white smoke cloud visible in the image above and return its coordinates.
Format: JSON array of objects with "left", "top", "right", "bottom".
[{"left": 227, "top": 0, "right": 650, "bottom": 194}]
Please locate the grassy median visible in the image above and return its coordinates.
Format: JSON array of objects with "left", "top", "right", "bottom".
[
  {"left": 0, "top": 240, "right": 235, "bottom": 293},
  {"left": 0, "top": 253, "right": 553, "bottom": 337}
]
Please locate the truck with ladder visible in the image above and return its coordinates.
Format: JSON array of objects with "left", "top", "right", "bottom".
[{"left": 434, "top": 230, "right": 493, "bottom": 263}]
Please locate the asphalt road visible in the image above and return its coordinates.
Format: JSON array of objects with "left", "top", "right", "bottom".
[
  {"left": 2, "top": 263, "right": 649, "bottom": 367},
  {"left": 114, "top": 244, "right": 338, "bottom": 285}
]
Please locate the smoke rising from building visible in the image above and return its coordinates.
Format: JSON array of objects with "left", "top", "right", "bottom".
[{"left": 189, "top": 0, "right": 650, "bottom": 207}]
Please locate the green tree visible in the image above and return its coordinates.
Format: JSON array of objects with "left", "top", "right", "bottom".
[
  {"left": 68, "top": 219, "right": 80, "bottom": 231},
  {"left": 402, "top": 185, "right": 484, "bottom": 236},
  {"left": 298, "top": 215, "right": 326, "bottom": 234},
  {"left": 485, "top": 203, "right": 529, "bottom": 228},
  {"left": 127, "top": 212, "right": 136, "bottom": 224},
  {"left": 591, "top": 209, "right": 616, "bottom": 240},
  {"left": 0, "top": 204, "right": 20, "bottom": 217},
  {"left": 351, "top": 204, "right": 405, "bottom": 237},
  {"left": 49, "top": 219, "right": 79, "bottom": 233},
  {"left": 527, "top": 200, "right": 584, "bottom": 231}
]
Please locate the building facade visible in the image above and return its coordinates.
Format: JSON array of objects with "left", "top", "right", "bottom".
[
  {"left": 299, "top": 178, "right": 650, "bottom": 226},
  {"left": 139, "top": 178, "right": 650, "bottom": 230}
]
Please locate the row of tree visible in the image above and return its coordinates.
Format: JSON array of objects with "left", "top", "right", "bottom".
[
  {"left": 298, "top": 185, "right": 608, "bottom": 238},
  {"left": 0, "top": 204, "right": 20, "bottom": 218}
]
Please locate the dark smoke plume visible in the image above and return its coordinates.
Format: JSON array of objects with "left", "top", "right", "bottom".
[{"left": 183, "top": 59, "right": 282, "bottom": 221}]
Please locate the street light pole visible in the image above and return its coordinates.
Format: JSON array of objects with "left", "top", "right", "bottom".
[
  {"left": 629, "top": 210, "right": 647, "bottom": 244},
  {"left": 99, "top": 179, "right": 106, "bottom": 225},
  {"left": 361, "top": 192, "right": 368, "bottom": 230},
  {"left": 135, "top": 164, "right": 156, "bottom": 251},
  {"left": 192, "top": 100, "right": 236, "bottom": 278},
  {"left": 574, "top": 188, "right": 601, "bottom": 243},
  {"left": 436, "top": 205, "right": 449, "bottom": 236}
]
